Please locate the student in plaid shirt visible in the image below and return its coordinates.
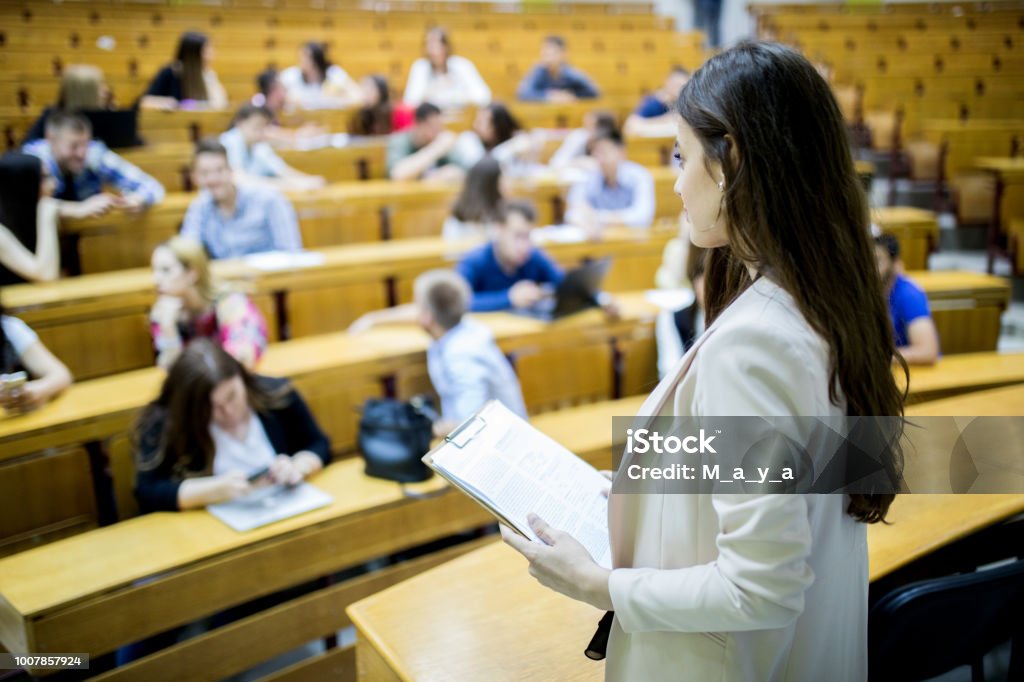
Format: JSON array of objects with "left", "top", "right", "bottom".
[{"left": 22, "top": 112, "right": 164, "bottom": 220}]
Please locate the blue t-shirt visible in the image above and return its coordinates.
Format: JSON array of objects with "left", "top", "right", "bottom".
[
  {"left": 635, "top": 95, "right": 669, "bottom": 118},
  {"left": 456, "top": 243, "right": 565, "bottom": 312},
  {"left": 888, "top": 274, "right": 931, "bottom": 347}
]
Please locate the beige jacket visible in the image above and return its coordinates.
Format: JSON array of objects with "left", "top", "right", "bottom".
[{"left": 606, "top": 277, "right": 868, "bottom": 682}]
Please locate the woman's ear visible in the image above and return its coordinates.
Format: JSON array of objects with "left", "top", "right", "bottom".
[{"left": 723, "top": 133, "right": 741, "bottom": 174}]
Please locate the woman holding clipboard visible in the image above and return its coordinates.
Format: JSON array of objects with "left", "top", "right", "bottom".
[{"left": 501, "top": 42, "right": 905, "bottom": 681}]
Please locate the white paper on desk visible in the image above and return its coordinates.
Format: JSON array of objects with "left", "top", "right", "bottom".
[
  {"left": 644, "top": 288, "right": 695, "bottom": 311},
  {"left": 207, "top": 483, "right": 333, "bottom": 532},
  {"left": 427, "top": 401, "right": 612, "bottom": 569},
  {"left": 243, "top": 250, "right": 326, "bottom": 271},
  {"left": 531, "top": 225, "right": 587, "bottom": 244}
]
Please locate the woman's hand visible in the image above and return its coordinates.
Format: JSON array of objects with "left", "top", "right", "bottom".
[
  {"left": 500, "top": 513, "right": 613, "bottom": 611},
  {"left": 213, "top": 471, "right": 254, "bottom": 503},
  {"left": 269, "top": 454, "right": 305, "bottom": 487}
]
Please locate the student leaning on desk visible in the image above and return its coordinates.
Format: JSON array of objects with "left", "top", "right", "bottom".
[
  {"left": 502, "top": 42, "right": 906, "bottom": 681},
  {"left": 133, "top": 340, "right": 330, "bottom": 513}
]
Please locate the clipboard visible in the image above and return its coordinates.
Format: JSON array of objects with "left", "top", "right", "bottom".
[
  {"left": 422, "top": 400, "right": 612, "bottom": 567},
  {"left": 422, "top": 407, "right": 532, "bottom": 540}
]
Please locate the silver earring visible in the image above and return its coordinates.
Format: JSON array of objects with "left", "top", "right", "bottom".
[{"left": 718, "top": 180, "right": 725, "bottom": 192}]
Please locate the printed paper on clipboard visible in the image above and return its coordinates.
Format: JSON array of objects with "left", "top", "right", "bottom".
[{"left": 423, "top": 400, "right": 612, "bottom": 569}]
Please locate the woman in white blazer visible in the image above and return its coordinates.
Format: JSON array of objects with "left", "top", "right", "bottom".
[
  {"left": 502, "top": 42, "right": 906, "bottom": 682},
  {"left": 403, "top": 28, "right": 491, "bottom": 110}
]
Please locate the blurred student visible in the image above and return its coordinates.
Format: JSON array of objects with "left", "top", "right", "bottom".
[
  {"left": 23, "top": 112, "right": 164, "bottom": 219},
  {"left": 0, "top": 153, "right": 60, "bottom": 285},
  {"left": 875, "top": 233, "right": 940, "bottom": 365},
  {"left": 623, "top": 66, "right": 690, "bottom": 137},
  {"left": 416, "top": 270, "right": 527, "bottom": 435},
  {"left": 350, "top": 75, "right": 414, "bottom": 136},
  {"left": 456, "top": 103, "right": 537, "bottom": 170},
  {"left": 252, "top": 69, "right": 327, "bottom": 143},
  {"left": 387, "top": 103, "right": 472, "bottom": 182},
  {"left": 565, "top": 129, "right": 655, "bottom": 230},
  {"left": 180, "top": 140, "right": 302, "bottom": 259},
  {"left": 517, "top": 36, "right": 599, "bottom": 102},
  {"left": 149, "top": 236, "right": 268, "bottom": 370},
  {"left": 280, "top": 42, "right": 363, "bottom": 110},
  {"left": 22, "top": 65, "right": 142, "bottom": 147},
  {"left": 548, "top": 110, "right": 618, "bottom": 173},
  {"left": 0, "top": 299, "right": 72, "bottom": 413},
  {"left": 219, "top": 104, "right": 325, "bottom": 190},
  {"left": 403, "top": 28, "right": 491, "bottom": 110},
  {"left": 655, "top": 243, "right": 707, "bottom": 377},
  {"left": 141, "top": 31, "right": 228, "bottom": 111},
  {"left": 134, "top": 340, "right": 329, "bottom": 513},
  {"left": 456, "top": 200, "right": 564, "bottom": 312},
  {"left": 443, "top": 156, "right": 506, "bottom": 242}
]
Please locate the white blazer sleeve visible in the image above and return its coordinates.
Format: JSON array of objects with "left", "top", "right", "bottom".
[
  {"left": 403, "top": 59, "right": 430, "bottom": 106},
  {"left": 451, "top": 56, "right": 491, "bottom": 107},
  {"left": 608, "top": 323, "right": 821, "bottom": 633}
]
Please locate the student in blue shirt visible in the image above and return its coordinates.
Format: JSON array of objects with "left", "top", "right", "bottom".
[
  {"left": 623, "top": 66, "right": 690, "bottom": 137},
  {"left": 456, "top": 200, "right": 564, "bottom": 312},
  {"left": 874, "top": 233, "right": 939, "bottom": 365},
  {"left": 517, "top": 36, "right": 600, "bottom": 103}
]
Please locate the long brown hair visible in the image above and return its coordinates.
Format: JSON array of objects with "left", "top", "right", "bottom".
[
  {"left": 677, "top": 41, "right": 905, "bottom": 523},
  {"left": 135, "top": 339, "right": 286, "bottom": 476},
  {"left": 174, "top": 31, "right": 209, "bottom": 102}
]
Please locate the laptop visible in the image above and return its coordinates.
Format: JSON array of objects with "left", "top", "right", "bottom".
[
  {"left": 86, "top": 109, "right": 144, "bottom": 149},
  {"left": 520, "top": 258, "right": 612, "bottom": 321}
]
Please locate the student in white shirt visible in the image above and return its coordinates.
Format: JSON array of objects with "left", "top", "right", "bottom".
[
  {"left": 219, "top": 104, "right": 325, "bottom": 190},
  {"left": 279, "top": 42, "right": 363, "bottom": 110},
  {"left": 0, "top": 303, "right": 72, "bottom": 413},
  {"left": 502, "top": 41, "right": 906, "bottom": 682},
  {"left": 403, "top": 28, "right": 491, "bottom": 110},
  {"left": 415, "top": 269, "right": 527, "bottom": 436}
]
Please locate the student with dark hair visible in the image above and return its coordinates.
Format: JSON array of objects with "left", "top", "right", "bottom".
[
  {"left": 455, "top": 200, "right": 564, "bottom": 312},
  {"left": 280, "top": 41, "right": 362, "bottom": 110},
  {"left": 502, "top": 42, "right": 906, "bottom": 681},
  {"left": 253, "top": 68, "right": 288, "bottom": 118},
  {"left": 403, "top": 28, "right": 491, "bottom": 110},
  {"left": 456, "top": 103, "right": 537, "bottom": 170},
  {"left": 443, "top": 156, "right": 505, "bottom": 241},
  {"left": 517, "top": 35, "right": 600, "bottom": 102},
  {"left": 350, "top": 75, "right": 414, "bottom": 136},
  {"left": 23, "top": 112, "right": 164, "bottom": 219},
  {"left": 623, "top": 66, "right": 691, "bottom": 137},
  {"left": 0, "top": 153, "right": 60, "bottom": 284},
  {"left": 565, "top": 129, "right": 655, "bottom": 229},
  {"left": 548, "top": 110, "right": 618, "bottom": 172},
  {"left": 141, "top": 31, "right": 227, "bottom": 110},
  {"left": 387, "top": 103, "right": 472, "bottom": 181},
  {"left": 134, "top": 339, "right": 329, "bottom": 513},
  {"left": 219, "top": 104, "right": 325, "bottom": 189},
  {"left": 0, "top": 298, "right": 72, "bottom": 413},
  {"left": 874, "top": 233, "right": 940, "bottom": 365},
  {"left": 179, "top": 139, "right": 302, "bottom": 259}
]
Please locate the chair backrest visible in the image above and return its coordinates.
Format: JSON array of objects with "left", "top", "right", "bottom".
[{"left": 869, "top": 558, "right": 1024, "bottom": 681}]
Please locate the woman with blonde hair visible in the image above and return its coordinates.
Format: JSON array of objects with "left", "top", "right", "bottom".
[
  {"left": 149, "top": 236, "right": 267, "bottom": 369},
  {"left": 22, "top": 65, "right": 141, "bottom": 146}
]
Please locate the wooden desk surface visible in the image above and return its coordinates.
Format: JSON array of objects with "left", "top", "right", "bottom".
[
  {"left": 0, "top": 296, "right": 658, "bottom": 461},
  {"left": 872, "top": 206, "right": 938, "bottom": 233},
  {"left": 975, "top": 156, "right": 1024, "bottom": 183},
  {"left": 906, "top": 270, "right": 1010, "bottom": 305},
  {"left": 904, "top": 351, "right": 1024, "bottom": 402},
  {"left": 347, "top": 491, "right": 1024, "bottom": 681},
  {"left": 904, "top": 381, "right": 1024, "bottom": 417},
  {"left": 0, "top": 229, "right": 671, "bottom": 314}
]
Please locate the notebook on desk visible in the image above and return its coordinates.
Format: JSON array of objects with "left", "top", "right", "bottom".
[{"left": 207, "top": 482, "right": 333, "bottom": 532}]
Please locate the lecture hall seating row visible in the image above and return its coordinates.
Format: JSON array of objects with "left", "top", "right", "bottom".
[{"left": 1, "top": 384, "right": 1022, "bottom": 679}]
